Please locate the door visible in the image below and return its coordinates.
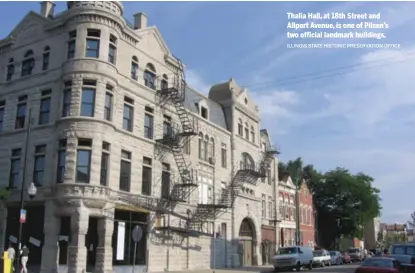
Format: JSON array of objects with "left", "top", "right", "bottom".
[{"left": 242, "top": 240, "right": 253, "bottom": 266}]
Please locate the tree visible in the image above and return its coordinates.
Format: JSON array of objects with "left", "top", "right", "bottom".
[
  {"left": 0, "top": 187, "right": 10, "bottom": 201},
  {"left": 407, "top": 212, "right": 415, "bottom": 229}
]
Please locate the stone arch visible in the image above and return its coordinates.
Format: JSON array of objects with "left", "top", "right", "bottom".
[{"left": 238, "top": 217, "right": 258, "bottom": 266}]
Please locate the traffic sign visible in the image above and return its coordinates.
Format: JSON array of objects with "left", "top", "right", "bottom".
[
  {"left": 19, "top": 209, "right": 26, "bottom": 223},
  {"left": 132, "top": 225, "right": 143, "bottom": 243}
]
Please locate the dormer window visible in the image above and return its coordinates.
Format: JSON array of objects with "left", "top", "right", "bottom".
[
  {"left": 201, "top": 106, "right": 208, "bottom": 119},
  {"left": 21, "top": 50, "right": 35, "bottom": 77}
]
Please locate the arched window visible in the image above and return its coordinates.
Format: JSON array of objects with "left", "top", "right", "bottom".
[
  {"left": 204, "top": 135, "right": 209, "bottom": 161},
  {"left": 208, "top": 137, "right": 215, "bottom": 162},
  {"left": 244, "top": 122, "right": 249, "bottom": 140},
  {"left": 6, "top": 58, "right": 15, "bottom": 81},
  {"left": 131, "top": 56, "right": 138, "bottom": 80},
  {"left": 238, "top": 118, "right": 243, "bottom": 136},
  {"left": 241, "top": 152, "right": 254, "bottom": 170},
  {"left": 144, "top": 63, "right": 156, "bottom": 90},
  {"left": 43, "top": 46, "right": 50, "bottom": 71},
  {"left": 161, "top": 74, "right": 168, "bottom": 90},
  {"left": 250, "top": 126, "right": 255, "bottom": 143},
  {"left": 21, "top": 50, "right": 35, "bottom": 77},
  {"left": 198, "top": 133, "right": 204, "bottom": 159}
]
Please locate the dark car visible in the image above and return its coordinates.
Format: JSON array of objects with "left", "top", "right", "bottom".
[
  {"left": 355, "top": 257, "right": 404, "bottom": 273},
  {"left": 390, "top": 243, "right": 415, "bottom": 273}
]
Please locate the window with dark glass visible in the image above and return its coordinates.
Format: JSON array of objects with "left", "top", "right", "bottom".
[
  {"left": 144, "top": 106, "right": 153, "bottom": 139},
  {"left": 9, "top": 148, "right": 21, "bottom": 189},
  {"left": 238, "top": 121, "right": 243, "bottom": 136},
  {"left": 85, "top": 29, "right": 100, "bottom": 58},
  {"left": 67, "top": 30, "right": 77, "bottom": 59},
  {"left": 161, "top": 163, "right": 170, "bottom": 199},
  {"left": 108, "top": 34, "right": 117, "bottom": 64},
  {"left": 141, "top": 157, "right": 152, "bottom": 196},
  {"left": 160, "top": 74, "right": 168, "bottom": 90},
  {"left": 201, "top": 107, "right": 208, "bottom": 119},
  {"left": 183, "top": 138, "right": 190, "bottom": 155},
  {"left": 39, "top": 89, "right": 52, "bottom": 125},
  {"left": 76, "top": 138, "right": 92, "bottom": 183},
  {"left": 123, "top": 97, "right": 134, "bottom": 132},
  {"left": 100, "top": 142, "right": 110, "bottom": 186},
  {"left": 131, "top": 57, "right": 138, "bottom": 80},
  {"left": 57, "top": 139, "right": 67, "bottom": 183},
  {"left": 0, "top": 100, "right": 5, "bottom": 133},
  {"left": 15, "top": 95, "right": 27, "bottom": 129},
  {"left": 6, "top": 58, "right": 14, "bottom": 81},
  {"left": 261, "top": 194, "right": 266, "bottom": 218},
  {"left": 33, "top": 144, "right": 46, "bottom": 186},
  {"left": 143, "top": 63, "right": 156, "bottom": 90},
  {"left": 80, "top": 80, "right": 96, "bottom": 117},
  {"left": 163, "top": 115, "right": 172, "bottom": 137},
  {"left": 119, "top": 150, "right": 131, "bottom": 192},
  {"left": 104, "top": 84, "right": 113, "bottom": 121},
  {"left": 62, "top": 81, "right": 72, "bottom": 117},
  {"left": 42, "top": 46, "right": 50, "bottom": 71},
  {"left": 21, "top": 50, "right": 35, "bottom": 77}
]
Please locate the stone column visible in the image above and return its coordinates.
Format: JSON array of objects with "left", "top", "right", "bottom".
[
  {"left": 68, "top": 208, "right": 89, "bottom": 273},
  {"left": 94, "top": 217, "right": 114, "bottom": 273},
  {"left": 40, "top": 201, "right": 60, "bottom": 273},
  {"left": 0, "top": 204, "right": 8, "bottom": 254}
]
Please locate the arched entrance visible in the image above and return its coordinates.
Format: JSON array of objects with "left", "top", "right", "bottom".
[{"left": 239, "top": 218, "right": 256, "bottom": 266}]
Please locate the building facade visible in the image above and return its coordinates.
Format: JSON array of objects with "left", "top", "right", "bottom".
[
  {"left": 364, "top": 218, "right": 380, "bottom": 249},
  {"left": 0, "top": 2, "right": 280, "bottom": 273},
  {"left": 278, "top": 176, "right": 315, "bottom": 248}
]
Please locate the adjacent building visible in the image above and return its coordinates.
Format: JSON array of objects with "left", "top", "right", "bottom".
[
  {"left": 278, "top": 175, "right": 316, "bottom": 248},
  {"left": 0, "top": 2, "right": 280, "bottom": 273},
  {"left": 364, "top": 218, "right": 380, "bottom": 249}
]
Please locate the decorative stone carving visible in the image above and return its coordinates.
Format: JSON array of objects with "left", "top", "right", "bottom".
[{"left": 52, "top": 184, "right": 110, "bottom": 209}]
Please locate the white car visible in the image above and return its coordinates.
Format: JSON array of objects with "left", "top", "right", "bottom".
[
  {"left": 273, "top": 246, "right": 314, "bottom": 271},
  {"left": 313, "top": 249, "right": 331, "bottom": 267}
]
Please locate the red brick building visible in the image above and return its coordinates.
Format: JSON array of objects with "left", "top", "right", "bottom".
[{"left": 298, "top": 182, "right": 316, "bottom": 248}]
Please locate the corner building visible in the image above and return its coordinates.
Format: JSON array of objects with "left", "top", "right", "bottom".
[{"left": 0, "top": 2, "right": 281, "bottom": 273}]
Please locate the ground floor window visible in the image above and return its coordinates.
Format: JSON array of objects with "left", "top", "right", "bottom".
[{"left": 112, "top": 209, "right": 148, "bottom": 266}]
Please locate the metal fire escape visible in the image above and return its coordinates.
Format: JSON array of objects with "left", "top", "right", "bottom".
[
  {"left": 189, "top": 144, "right": 280, "bottom": 232},
  {"left": 154, "top": 58, "right": 198, "bottom": 213}
]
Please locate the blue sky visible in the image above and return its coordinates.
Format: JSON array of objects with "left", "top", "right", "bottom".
[{"left": 1, "top": 1, "right": 414, "bottom": 224}]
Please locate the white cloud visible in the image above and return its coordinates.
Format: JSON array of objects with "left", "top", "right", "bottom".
[
  {"left": 186, "top": 69, "right": 211, "bottom": 95},
  {"left": 252, "top": 90, "right": 300, "bottom": 117}
]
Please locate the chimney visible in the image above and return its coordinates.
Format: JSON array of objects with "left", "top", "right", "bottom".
[
  {"left": 40, "top": 1, "right": 55, "bottom": 18},
  {"left": 133, "top": 12, "right": 147, "bottom": 30}
]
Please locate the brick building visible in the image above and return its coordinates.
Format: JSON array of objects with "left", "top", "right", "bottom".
[{"left": 298, "top": 182, "right": 316, "bottom": 248}]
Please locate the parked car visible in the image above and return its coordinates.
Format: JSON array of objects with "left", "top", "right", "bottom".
[
  {"left": 330, "top": 251, "right": 343, "bottom": 265},
  {"left": 272, "top": 246, "right": 314, "bottom": 271},
  {"left": 313, "top": 249, "right": 332, "bottom": 267},
  {"left": 342, "top": 252, "right": 352, "bottom": 263},
  {"left": 354, "top": 257, "right": 405, "bottom": 273},
  {"left": 390, "top": 243, "right": 415, "bottom": 272},
  {"left": 348, "top": 247, "right": 364, "bottom": 262}
]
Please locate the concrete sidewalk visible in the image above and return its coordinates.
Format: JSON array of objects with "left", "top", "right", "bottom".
[{"left": 151, "top": 265, "right": 275, "bottom": 273}]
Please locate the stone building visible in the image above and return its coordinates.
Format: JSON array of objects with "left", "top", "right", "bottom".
[{"left": 0, "top": 1, "right": 280, "bottom": 273}]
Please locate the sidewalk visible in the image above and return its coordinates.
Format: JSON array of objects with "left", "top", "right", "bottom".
[{"left": 151, "top": 265, "right": 275, "bottom": 273}]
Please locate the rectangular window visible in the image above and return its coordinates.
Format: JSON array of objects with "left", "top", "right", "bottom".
[
  {"left": 76, "top": 139, "right": 92, "bottom": 183},
  {"left": 81, "top": 80, "right": 96, "bottom": 117},
  {"left": 268, "top": 170, "right": 272, "bottom": 185},
  {"left": 100, "top": 142, "right": 110, "bottom": 186},
  {"left": 39, "top": 89, "right": 52, "bottom": 125},
  {"left": 141, "top": 157, "right": 152, "bottom": 196},
  {"left": 42, "top": 51, "right": 50, "bottom": 71},
  {"left": 85, "top": 29, "right": 100, "bottom": 58},
  {"left": 108, "top": 34, "right": 117, "bottom": 64},
  {"left": 163, "top": 115, "right": 172, "bottom": 137},
  {"left": 261, "top": 194, "right": 266, "bottom": 218},
  {"left": 161, "top": 163, "right": 170, "bottom": 199},
  {"left": 57, "top": 139, "right": 67, "bottom": 183},
  {"left": 183, "top": 138, "right": 190, "bottom": 155},
  {"left": 9, "top": 148, "right": 22, "bottom": 189},
  {"left": 67, "top": 30, "right": 77, "bottom": 59},
  {"left": 221, "top": 144, "right": 227, "bottom": 168},
  {"left": 201, "top": 107, "right": 208, "bottom": 119},
  {"left": 0, "top": 100, "right": 5, "bottom": 133},
  {"left": 33, "top": 144, "right": 46, "bottom": 186},
  {"left": 15, "top": 95, "right": 27, "bottom": 129},
  {"left": 268, "top": 196, "right": 273, "bottom": 219},
  {"left": 62, "top": 81, "right": 72, "bottom": 117},
  {"left": 6, "top": 63, "right": 14, "bottom": 81},
  {"left": 238, "top": 123, "right": 243, "bottom": 136},
  {"left": 123, "top": 97, "right": 134, "bottom": 132},
  {"left": 119, "top": 150, "right": 131, "bottom": 192},
  {"left": 144, "top": 106, "right": 154, "bottom": 139},
  {"left": 104, "top": 84, "right": 113, "bottom": 121}
]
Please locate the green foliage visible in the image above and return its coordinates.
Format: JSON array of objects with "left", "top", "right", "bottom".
[
  {"left": 0, "top": 187, "right": 10, "bottom": 201},
  {"left": 377, "top": 233, "right": 407, "bottom": 250},
  {"left": 279, "top": 159, "right": 382, "bottom": 249}
]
